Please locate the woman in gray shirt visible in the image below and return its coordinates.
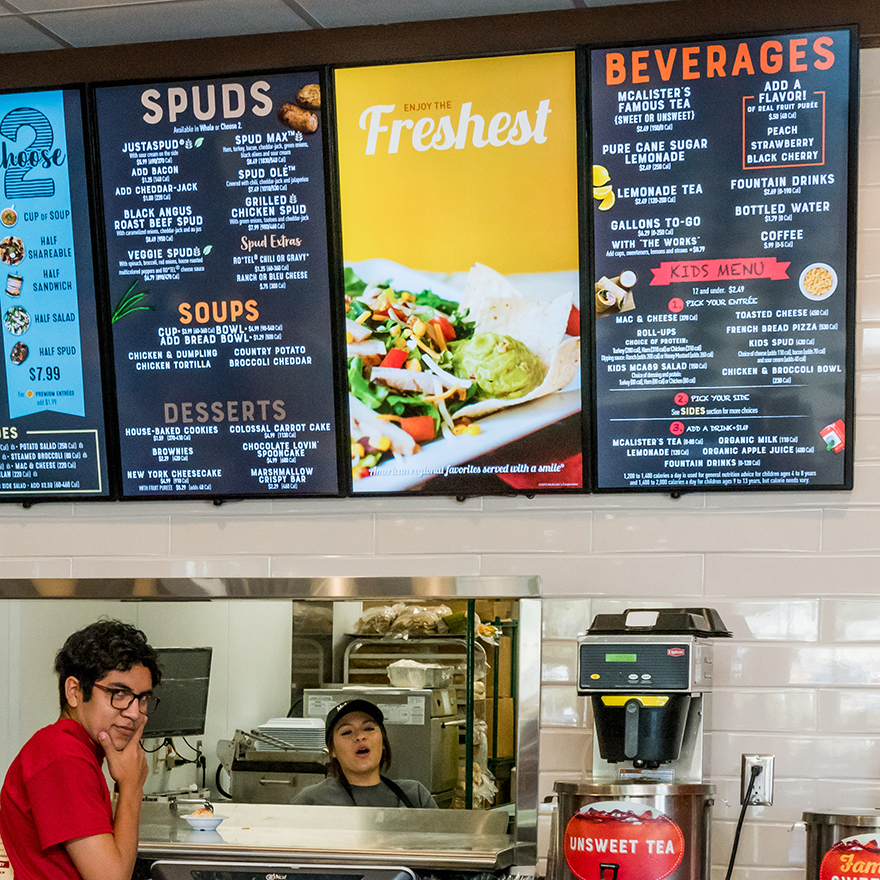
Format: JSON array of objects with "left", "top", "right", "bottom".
[{"left": 292, "top": 699, "right": 437, "bottom": 808}]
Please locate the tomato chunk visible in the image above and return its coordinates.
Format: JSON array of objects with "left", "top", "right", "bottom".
[
  {"left": 399, "top": 415, "right": 436, "bottom": 442},
  {"left": 429, "top": 316, "right": 456, "bottom": 341},
  {"left": 380, "top": 348, "right": 408, "bottom": 369},
  {"left": 566, "top": 305, "right": 580, "bottom": 337}
]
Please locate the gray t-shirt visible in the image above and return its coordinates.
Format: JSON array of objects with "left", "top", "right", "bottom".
[{"left": 291, "top": 776, "right": 438, "bottom": 808}]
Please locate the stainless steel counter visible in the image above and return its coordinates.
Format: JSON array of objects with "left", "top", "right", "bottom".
[{"left": 138, "top": 802, "right": 516, "bottom": 870}]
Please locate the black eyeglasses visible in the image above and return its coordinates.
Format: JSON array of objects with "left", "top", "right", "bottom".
[{"left": 92, "top": 682, "right": 160, "bottom": 714}]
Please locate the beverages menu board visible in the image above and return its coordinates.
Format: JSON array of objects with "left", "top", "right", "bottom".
[
  {"left": 336, "top": 52, "right": 583, "bottom": 496},
  {"left": 0, "top": 88, "right": 110, "bottom": 500},
  {"left": 590, "top": 29, "right": 855, "bottom": 491},
  {"left": 95, "top": 73, "right": 340, "bottom": 498}
]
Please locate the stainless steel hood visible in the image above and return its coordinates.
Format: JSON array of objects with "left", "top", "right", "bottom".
[{"left": 0, "top": 575, "right": 539, "bottom": 600}]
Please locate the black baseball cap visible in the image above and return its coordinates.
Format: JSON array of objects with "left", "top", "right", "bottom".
[{"left": 324, "top": 699, "right": 384, "bottom": 743}]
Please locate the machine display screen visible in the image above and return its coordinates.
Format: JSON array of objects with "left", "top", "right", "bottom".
[
  {"left": 142, "top": 647, "right": 212, "bottom": 738},
  {"left": 579, "top": 642, "right": 691, "bottom": 691}
]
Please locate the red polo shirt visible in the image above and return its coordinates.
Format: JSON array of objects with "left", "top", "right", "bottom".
[{"left": 0, "top": 718, "right": 114, "bottom": 880}]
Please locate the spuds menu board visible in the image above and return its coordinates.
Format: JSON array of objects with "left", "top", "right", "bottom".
[
  {"left": 590, "top": 29, "right": 855, "bottom": 490},
  {"left": 95, "top": 73, "right": 340, "bottom": 498},
  {"left": 0, "top": 89, "right": 110, "bottom": 500}
]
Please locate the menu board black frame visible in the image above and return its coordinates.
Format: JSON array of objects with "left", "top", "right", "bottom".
[
  {"left": 0, "top": 84, "right": 115, "bottom": 504},
  {"left": 90, "top": 67, "right": 349, "bottom": 502},
  {"left": 0, "top": 22, "right": 861, "bottom": 505},
  {"left": 587, "top": 26, "right": 858, "bottom": 493}
]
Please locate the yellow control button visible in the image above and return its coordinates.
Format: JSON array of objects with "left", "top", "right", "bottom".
[{"left": 590, "top": 674, "right": 601, "bottom": 680}]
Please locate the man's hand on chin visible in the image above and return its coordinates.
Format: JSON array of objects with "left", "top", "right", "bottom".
[{"left": 98, "top": 716, "right": 148, "bottom": 789}]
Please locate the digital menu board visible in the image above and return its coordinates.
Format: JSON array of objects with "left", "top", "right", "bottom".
[
  {"left": 336, "top": 52, "right": 583, "bottom": 495},
  {"left": 0, "top": 88, "right": 111, "bottom": 501},
  {"left": 94, "top": 73, "right": 340, "bottom": 498},
  {"left": 590, "top": 29, "right": 856, "bottom": 491}
]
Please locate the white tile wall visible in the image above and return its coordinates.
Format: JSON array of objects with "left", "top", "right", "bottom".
[
  {"left": 69, "top": 555, "right": 273, "bottom": 578},
  {"left": 817, "top": 688, "right": 880, "bottom": 732},
  {"left": 0, "top": 42, "right": 878, "bottom": 880},
  {"left": 704, "top": 554, "right": 880, "bottom": 596},
  {"left": 542, "top": 642, "right": 578, "bottom": 682},
  {"left": 270, "top": 552, "right": 481, "bottom": 577},
  {"left": 168, "top": 513, "right": 375, "bottom": 557},
  {"left": 821, "top": 599, "right": 880, "bottom": 641},
  {"left": 484, "top": 552, "right": 706, "bottom": 595},
  {"left": 704, "top": 600, "right": 819, "bottom": 641},
  {"left": 855, "top": 418, "right": 880, "bottom": 459},
  {"left": 0, "top": 514, "right": 170, "bottom": 557},
  {"left": 592, "top": 509, "right": 822, "bottom": 553},
  {"left": 712, "top": 776, "right": 815, "bottom": 826},
  {"left": 711, "top": 689, "right": 817, "bottom": 732}
]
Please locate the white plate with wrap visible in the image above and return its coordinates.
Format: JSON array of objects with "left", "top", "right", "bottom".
[{"left": 346, "top": 259, "right": 582, "bottom": 493}]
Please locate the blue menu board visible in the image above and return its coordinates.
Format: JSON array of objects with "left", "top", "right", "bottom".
[
  {"left": 95, "top": 73, "right": 340, "bottom": 498},
  {"left": 0, "top": 89, "right": 110, "bottom": 500},
  {"left": 590, "top": 29, "right": 856, "bottom": 491}
]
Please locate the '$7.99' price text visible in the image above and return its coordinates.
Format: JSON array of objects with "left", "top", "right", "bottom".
[{"left": 29, "top": 366, "right": 61, "bottom": 381}]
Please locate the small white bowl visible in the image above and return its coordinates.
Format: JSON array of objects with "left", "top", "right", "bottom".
[
  {"left": 799, "top": 262, "right": 838, "bottom": 300},
  {"left": 183, "top": 814, "right": 226, "bottom": 832}
]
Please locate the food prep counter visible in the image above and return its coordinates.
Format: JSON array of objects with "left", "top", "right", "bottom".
[{"left": 135, "top": 801, "right": 516, "bottom": 877}]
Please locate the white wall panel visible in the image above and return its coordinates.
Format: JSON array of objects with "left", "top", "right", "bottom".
[{"left": 592, "top": 509, "right": 821, "bottom": 553}]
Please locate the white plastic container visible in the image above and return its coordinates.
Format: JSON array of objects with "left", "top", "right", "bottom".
[{"left": 387, "top": 659, "right": 453, "bottom": 688}]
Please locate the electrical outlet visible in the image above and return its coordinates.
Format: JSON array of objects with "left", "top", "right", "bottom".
[{"left": 741, "top": 754, "right": 774, "bottom": 805}]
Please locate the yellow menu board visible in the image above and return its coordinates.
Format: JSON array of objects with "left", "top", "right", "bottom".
[
  {"left": 336, "top": 52, "right": 583, "bottom": 495},
  {"left": 336, "top": 52, "right": 578, "bottom": 274}
]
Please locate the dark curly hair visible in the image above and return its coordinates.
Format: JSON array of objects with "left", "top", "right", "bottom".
[{"left": 55, "top": 619, "right": 161, "bottom": 709}]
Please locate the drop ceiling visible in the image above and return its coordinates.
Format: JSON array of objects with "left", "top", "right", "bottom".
[{"left": 0, "top": 0, "right": 674, "bottom": 55}]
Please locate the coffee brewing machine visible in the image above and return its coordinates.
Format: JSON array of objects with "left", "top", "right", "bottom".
[{"left": 577, "top": 608, "right": 731, "bottom": 782}]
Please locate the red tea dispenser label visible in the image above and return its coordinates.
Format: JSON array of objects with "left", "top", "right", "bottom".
[
  {"left": 819, "top": 833, "right": 880, "bottom": 880},
  {"left": 564, "top": 801, "right": 684, "bottom": 880}
]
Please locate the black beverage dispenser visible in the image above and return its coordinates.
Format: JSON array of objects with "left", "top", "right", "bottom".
[{"left": 578, "top": 608, "right": 731, "bottom": 782}]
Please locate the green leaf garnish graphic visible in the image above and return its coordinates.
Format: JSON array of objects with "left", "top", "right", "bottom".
[{"left": 111, "top": 279, "right": 154, "bottom": 323}]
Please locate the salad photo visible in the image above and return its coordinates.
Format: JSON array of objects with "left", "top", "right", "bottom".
[
  {"left": 4, "top": 305, "right": 30, "bottom": 335},
  {"left": 334, "top": 54, "right": 582, "bottom": 493},
  {"left": 346, "top": 260, "right": 581, "bottom": 491}
]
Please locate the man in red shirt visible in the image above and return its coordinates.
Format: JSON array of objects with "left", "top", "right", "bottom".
[{"left": 0, "top": 619, "right": 161, "bottom": 880}]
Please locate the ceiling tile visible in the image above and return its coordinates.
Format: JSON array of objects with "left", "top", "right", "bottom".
[
  {"left": 0, "top": 14, "right": 67, "bottom": 52},
  {"left": 296, "top": 0, "right": 574, "bottom": 29},
  {"left": 10, "top": 0, "right": 174, "bottom": 11},
  {"left": 0, "top": 0, "right": 684, "bottom": 56},
  {"left": 29, "top": 0, "right": 313, "bottom": 49}
]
